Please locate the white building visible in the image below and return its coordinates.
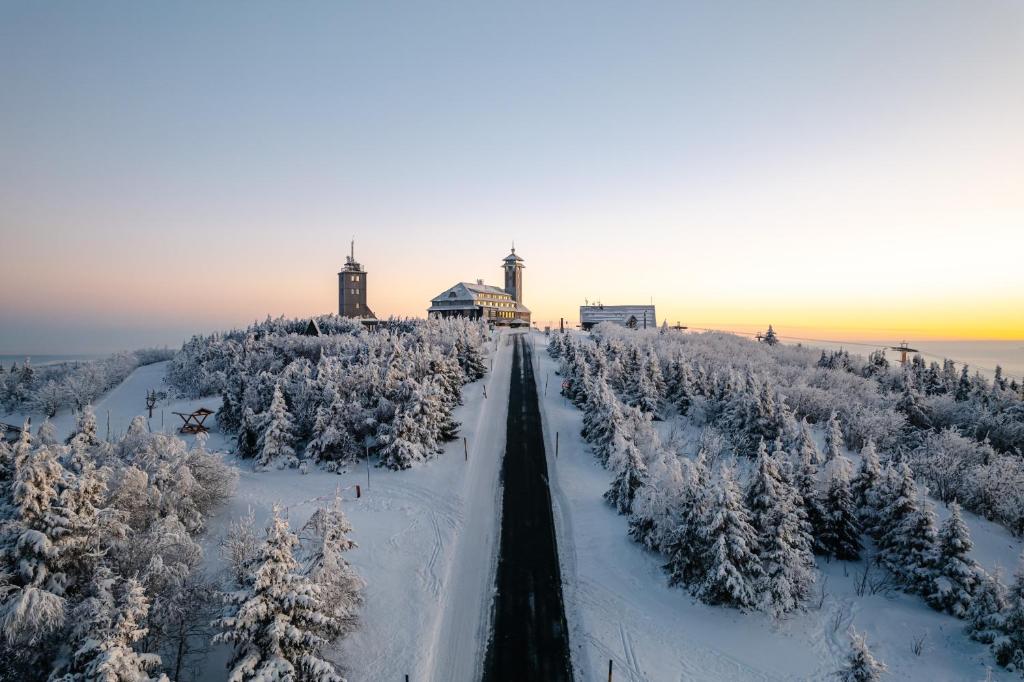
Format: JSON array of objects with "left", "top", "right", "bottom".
[
  {"left": 428, "top": 247, "right": 532, "bottom": 326},
  {"left": 579, "top": 304, "right": 657, "bottom": 331}
]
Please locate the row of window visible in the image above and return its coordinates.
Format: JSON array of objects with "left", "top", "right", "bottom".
[
  {"left": 349, "top": 274, "right": 361, "bottom": 283},
  {"left": 348, "top": 288, "right": 361, "bottom": 295}
]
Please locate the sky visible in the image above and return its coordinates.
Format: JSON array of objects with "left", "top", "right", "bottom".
[{"left": 1, "top": 1, "right": 1022, "bottom": 354}]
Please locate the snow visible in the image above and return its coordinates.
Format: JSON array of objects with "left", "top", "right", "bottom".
[
  {"left": 8, "top": 331, "right": 514, "bottom": 681},
  {"left": 13, "top": 330, "right": 1024, "bottom": 680},
  {"left": 531, "top": 330, "right": 1021, "bottom": 682}
]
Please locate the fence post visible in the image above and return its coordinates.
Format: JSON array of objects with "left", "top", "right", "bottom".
[
  {"left": 356, "top": 484, "right": 361, "bottom": 499},
  {"left": 609, "top": 659, "right": 613, "bottom": 682},
  {"left": 556, "top": 431, "right": 559, "bottom": 458},
  {"left": 464, "top": 436, "right": 468, "bottom": 461}
]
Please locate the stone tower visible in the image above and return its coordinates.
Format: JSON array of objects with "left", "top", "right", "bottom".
[
  {"left": 338, "top": 240, "right": 370, "bottom": 318},
  {"left": 502, "top": 245, "right": 524, "bottom": 304}
]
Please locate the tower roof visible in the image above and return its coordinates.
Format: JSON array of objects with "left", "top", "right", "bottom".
[{"left": 502, "top": 245, "right": 524, "bottom": 264}]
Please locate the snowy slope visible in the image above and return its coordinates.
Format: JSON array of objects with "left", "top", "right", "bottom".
[{"left": 532, "top": 330, "right": 1016, "bottom": 682}]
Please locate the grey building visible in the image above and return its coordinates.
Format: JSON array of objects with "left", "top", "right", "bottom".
[
  {"left": 428, "top": 247, "right": 531, "bottom": 326},
  {"left": 338, "top": 242, "right": 376, "bottom": 320},
  {"left": 579, "top": 304, "right": 657, "bottom": 331}
]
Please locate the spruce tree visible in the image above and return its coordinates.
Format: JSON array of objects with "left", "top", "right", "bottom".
[
  {"left": 604, "top": 430, "right": 648, "bottom": 515},
  {"left": 820, "top": 456, "right": 862, "bottom": 561},
  {"left": 53, "top": 568, "right": 169, "bottom": 682},
  {"left": 993, "top": 557, "right": 1024, "bottom": 669},
  {"left": 0, "top": 441, "right": 68, "bottom": 645},
  {"left": 794, "top": 432, "right": 827, "bottom": 555},
  {"left": 837, "top": 629, "right": 887, "bottom": 682},
  {"left": 213, "top": 507, "right": 344, "bottom": 682},
  {"left": 664, "top": 449, "right": 711, "bottom": 588},
  {"left": 966, "top": 569, "right": 1008, "bottom": 645},
  {"left": 825, "top": 411, "right": 844, "bottom": 462},
  {"left": 299, "top": 494, "right": 363, "bottom": 635},
  {"left": 851, "top": 440, "right": 881, "bottom": 520},
  {"left": 746, "top": 441, "right": 816, "bottom": 615},
  {"left": 255, "top": 384, "right": 297, "bottom": 470},
  {"left": 694, "top": 466, "right": 762, "bottom": 609},
  {"left": 926, "top": 502, "right": 978, "bottom": 617}
]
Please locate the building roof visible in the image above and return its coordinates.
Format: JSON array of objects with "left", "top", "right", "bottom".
[
  {"left": 431, "top": 281, "right": 511, "bottom": 302},
  {"left": 429, "top": 281, "right": 531, "bottom": 314},
  {"left": 502, "top": 248, "right": 524, "bottom": 264},
  {"left": 580, "top": 304, "right": 657, "bottom": 327}
]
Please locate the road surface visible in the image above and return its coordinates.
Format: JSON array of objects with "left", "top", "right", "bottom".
[{"left": 483, "top": 333, "right": 573, "bottom": 681}]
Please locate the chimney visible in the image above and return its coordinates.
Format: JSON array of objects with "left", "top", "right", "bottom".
[{"left": 477, "top": 278, "right": 484, "bottom": 285}]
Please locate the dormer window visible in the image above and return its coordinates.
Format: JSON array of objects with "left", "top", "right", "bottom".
[{"left": 448, "top": 291, "right": 457, "bottom": 298}]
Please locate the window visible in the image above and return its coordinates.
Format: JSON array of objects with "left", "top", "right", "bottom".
[
  {"left": 355, "top": 302, "right": 361, "bottom": 309},
  {"left": 350, "top": 274, "right": 360, "bottom": 283}
]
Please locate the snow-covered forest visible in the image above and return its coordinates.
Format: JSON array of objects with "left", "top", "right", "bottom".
[
  {"left": 549, "top": 323, "right": 1024, "bottom": 674},
  {"left": 0, "top": 349, "right": 174, "bottom": 417},
  {"left": 0, "top": 315, "right": 490, "bottom": 682},
  {"left": 167, "top": 315, "right": 490, "bottom": 471}
]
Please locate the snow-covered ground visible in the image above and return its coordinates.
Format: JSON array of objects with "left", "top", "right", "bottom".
[
  {"left": 531, "top": 329, "right": 1022, "bottom": 682},
  {"left": 11, "top": 332, "right": 516, "bottom": 681}
]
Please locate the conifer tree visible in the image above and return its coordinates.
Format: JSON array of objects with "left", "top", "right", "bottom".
[
  {"left": 53, "top": 568, "right": 169, "bottom": 682},
  {"left": 993, "top": 557, "right": 1024, "bottom": 669},
  {"left": 604, "top": 429, "right": 648, "bottom": 515},
  {"left": 628, "top": 449, "right": 684, "bottom": 552},
  {"left": 966, "top": 569, "right": 1008, "bottom": 645},
  {"left": 664, "top": 449, "right": 711, "bottom": 588},
  {"left": 820, "top": 456, "right": 862, "bottom": 561},
  {"left": 255, "top": 384, "right": 297, "bottom": 470},
  {"left": 299, "top": 494, "right": 363, "bottom": 635},
  {"left": 37, "top": 417, "right": 58, "bottom": 447},
  {"left": 307, "top": 386, "right": 358, "bottom": 464},
  {"left": 879, "top": 468, "right": 938, "bottom": 593},
  {"left": 837, "top": 629, "right": 887, "bottom": 682},
  {"left": 581, "top": 373, "right": 624, "bottom": 465},
  {"left": 794, "top": 431, "right": 827, "bottom": 555},
  {"left": 745, "top": 441, "right": 816, "bottom": 615},
  {"left": 0, "top": 441, "right": 68, "bottom": 645},
  {"left": 213, "top": 506, "right": 344, "bottom": 682},
  {"left": 851, "top": 440, "right": 881, "bottom": 519},
  {"left": 926, "top": 502, "right": 978, "bottom": 616},
  {"left": 694, "top": 466, "right": 762, "bottom": 609},
  {"left": 825, "top": 411, "right": 844, "bottom": 462}
]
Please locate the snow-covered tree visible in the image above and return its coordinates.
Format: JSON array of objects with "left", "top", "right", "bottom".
[
  {"left": 664, "top": 449, "right": 711, "bottom": 588},
  {"left": 836, "top": 629, "right": 887, "bottom": 682},
  {"left": 255, "top": 384, "right": 297, "bottom": 470},
  {"left": 37, "top": 418, "right": 58, "bottom": 447},
  {"left": 0, "top": 441, "right": 68, "bottom": 645},
  {"left": 694, "top": 466, "right": 762, "bottom": 609},
  {"left": 213, "top": 506, "right": 345, "bottom": 682},
  {"left": 52, "top": 568, "right": 169, "bottom": 682},
  {"left": 299, "top": 493, "right": 363, "bottom": 635},
  {"left": 966, "top": 568, "right": 1008, "bottom": 645},
  {"left": 926, "top": 502, "right": 978, "bottom": 616},
  {"left": 745, "top": 441, "right": 815, "bottom": 615},
  {"left": 851, "top": 440, "right": 881, "bottom": 519},
  {"left": 604, "top": 427, "right": 648, "bottom": 515},
  {"left": 993, "top": 557, "right": 1024, "bottom": 669},
  {"left": 824, "top": 411, "right": 844, "bottom": 462},
  {"left": 878, "top": 466, "right": 938, "bottom": 593},
  {"left": 307, "top": 386, "right": 359, "bottom": 465},
  {"left": 820, "top": 455, "right": 862, "bottom": 561}
]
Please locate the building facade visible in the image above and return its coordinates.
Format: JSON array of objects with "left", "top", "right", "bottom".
[
  {"left": 428, "top": 247, "right": 531, "bottom": 326},
  {"left": 338, "top": 242, "right": 375, "bottom": 320},
  {"left": 579, "top": 304, "right": 657, "bottom": 331}
]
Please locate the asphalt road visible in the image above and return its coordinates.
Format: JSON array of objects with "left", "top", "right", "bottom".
[{"left": 483, "top": 334, "right": 573, "bottom": 682}]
